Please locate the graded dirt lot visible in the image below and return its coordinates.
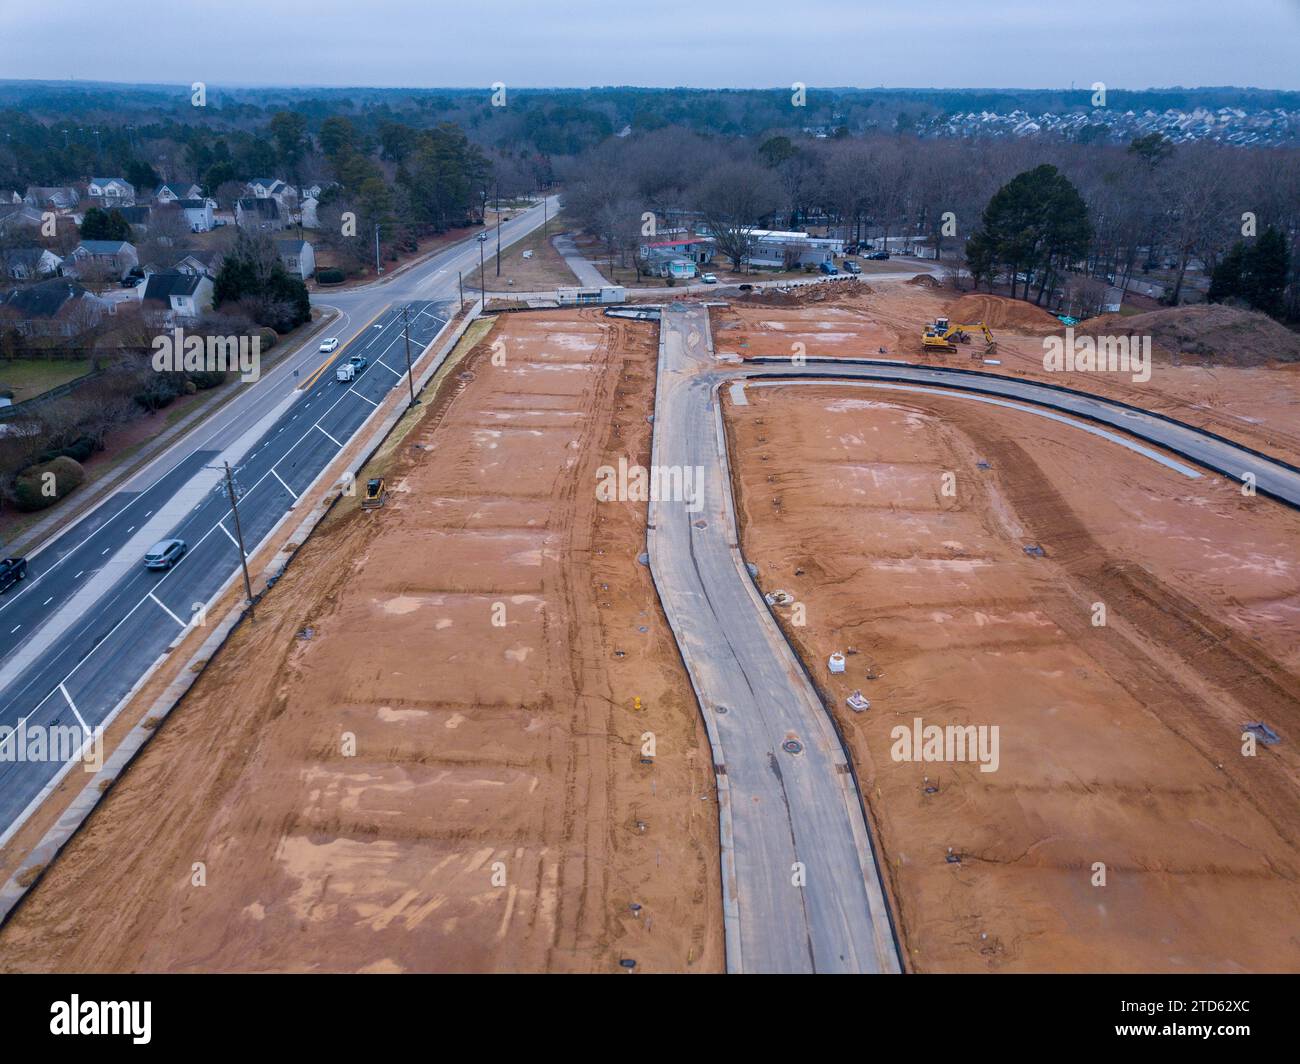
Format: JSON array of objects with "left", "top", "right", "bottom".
[
  {"left": 0, "top": 309, "right": 723, "bottom": 973},
  {"left": 713, "top": 282, "right": 1300, "bottom": 467},
  {"left": 725, "top": 381, "right": 1300, "bottom": 972}
]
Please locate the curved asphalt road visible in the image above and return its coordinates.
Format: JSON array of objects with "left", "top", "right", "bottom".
[{"left": 648, "top": 303, "right": 1300, "bottom": 975}]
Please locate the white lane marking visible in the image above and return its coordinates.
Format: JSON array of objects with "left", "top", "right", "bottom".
[
  {"left": 315, "top": 424, "right": 343, "bottom": 447},
  {"left": 148, "top": 592, "right": 188, "bottom": 628},
  {"left": 9, "top": 625, "right": 20, "bottom": 634},
  {"left": 272, "top": 469, "right": 299, "bottom": 499},
  {"left": 59, "top": 682, "right": 92, "bottom": 736},
  {"left": 350, "top": 389, "right": 378, "bottom": 407},
  {"left": 42, "top": 597, "right": 53, "bottom": 606},
  {"left": 217, "top": 522, "right": 245, "bottom": 554}
]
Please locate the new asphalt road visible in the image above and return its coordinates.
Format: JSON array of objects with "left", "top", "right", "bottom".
[{"left": 0, "top": 197, "right": 560, "bottom": 841}]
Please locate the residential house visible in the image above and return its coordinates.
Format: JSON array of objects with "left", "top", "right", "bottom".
[
  {"left": 155, "top": 182, "right": 203, "bottom": 205},
  {"left": 0, "top": 279, "right": 111, "bottom": 336},
  {"left": 169, "top": 248, "right": 224, "bottom": 279},
  {"left": 68, "top": 240, "right": 139, "bottom": 281},
  {"left": 141, "top": 270, "right": 214, "bottom": 323},
  {"left": 275, "top": 238, "right": 315, "bottom": 279},
  {"left": 0, "top": 203, "right": 48, "bottom": 236},
  {"left": 246, "top": 178, "right": 288, "bottom": 200},
  {"left": 176, "top": 198, "right": 215, "bottom": 233},
  {"left": 299, "top": 195, "right": 320, "bottom": 229},
  {"left": 236, "top": 197, "right": 283, "bottom": 231},
  {"left": 117, "top": 204, "right": 153, "bottom": 234},
  {"left": 0, "top": 190, "right": 21, "bottom": 205},
  {"left": 24, "top": 186, "right": 80, "bottom": 210},
  {"left": 1, "top": 247, "right": 63, "bottom": 281},
  {"left": 640, "top": 237, "right": 715, "bottom": 269},
  {"left": 86, "top": 177, "right": 136, "bottom": 207},
  {"left": 742, "top": 230, "right": 843, "bottom": 269}
]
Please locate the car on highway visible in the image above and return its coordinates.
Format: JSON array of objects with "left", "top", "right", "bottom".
[
  {"left": 700, "top": 272, "right": 718, "bottom": 284},
  {"left": 319, "top": 337, "right": 340, "bottom": 353},
  {"left": 0, "top": 556, "right": 27, "bottom": 593},
  {"left": 143, "top": 539, "right": 188, "bottom": 571},
  {"left": 348, "top": 354, "right": 367, "bottom": 373}
]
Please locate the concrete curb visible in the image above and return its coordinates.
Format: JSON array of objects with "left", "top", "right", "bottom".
[{"left": 0, "top": 300, "right": 484, "bottom": 929}]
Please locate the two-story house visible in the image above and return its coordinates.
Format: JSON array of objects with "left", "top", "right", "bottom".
[
  {"left": 235, "top": 197, "right": 284, "bottom": 231},
  {"left": 67, "top": 240, "right": 139, "bottom": 281},
  {"left": 24, "top": 186, "right": 80, "bottom": 211},
  {"left": 155, "top": 183, "right": 204, "bottom": 205},
  {"left": 275, "top": 239, "right": 316, "bottom": 280},
  {"left": 176, "top": 199, "right": 215, "bottom": 233},
  {"left": 141, "top": 270, "right": 214, "bottom": 324},
  {"left": 87, "top": 177, "right": 136, "bottom": 207}
]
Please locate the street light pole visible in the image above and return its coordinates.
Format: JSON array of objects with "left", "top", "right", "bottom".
[
  {"left": 223, "top": 461, "right": 255, "bottom": 621},
  {"left": 495, "top": 181, "right": 502, "bottom": 277},
  {"left": 479, "top": 235, "right": 485, "bottom": 300},
  {"left": 402, "top": 304, "right": 418, "bottom": 406},
  {"left": 374, "top": 223, "right": 381, "bottom": 278}
]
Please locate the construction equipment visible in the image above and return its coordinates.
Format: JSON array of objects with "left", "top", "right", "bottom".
[
  {"left": 921, "top": 316, "right": 997, "bottom": 356},
  {"left": 361, "top": 477, "right": 387, "bottom": 510}
]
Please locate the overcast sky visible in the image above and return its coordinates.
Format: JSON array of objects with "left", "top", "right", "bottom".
[{"left": 2, "top": 0, "right": 1297, "bottom": 91}]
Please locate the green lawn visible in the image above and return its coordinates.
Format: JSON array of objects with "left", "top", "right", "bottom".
[{"left": 0, "top": 358, "right": 94, "bottom": 404}]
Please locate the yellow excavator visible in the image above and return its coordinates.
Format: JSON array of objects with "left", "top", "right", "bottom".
[{"left": 921, "top": 317, "right": 997, "bottom": 356}]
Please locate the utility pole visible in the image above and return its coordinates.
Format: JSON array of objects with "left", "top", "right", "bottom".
[
  {"left": 479, "top": 235, "right": 486, "bottom": 300},
  {"left": 458, "top": 269, "right": 464, "bottom": 310},
  {"left": 495, "top": 181, "right": 502, "bottom": 277},
  {"left": 222, "top": 461, "right": 255, "bottom": 621},
  {"left": 402, "top": 304, "right": 418, "bottom": 405},
  {"left": 543, "top": 193, "right": 548, "bottom": 239},
  {"left": 374, "top": 223, "right": 381, "bottom": 278}
]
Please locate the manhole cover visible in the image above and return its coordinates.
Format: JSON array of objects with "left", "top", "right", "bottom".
[
  {"left": 716, "top": 705, "right": 730, "bottom": 715},
  {"left": 782, "top": 739, "right": 803, "bottom": 754},
  {"left": 693, "top": 519, "right": 708, "bottom": 529}
]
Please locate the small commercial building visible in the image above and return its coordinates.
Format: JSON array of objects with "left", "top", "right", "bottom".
[{"left": 556, "top": 285, "right": 626, "bottom": 306}]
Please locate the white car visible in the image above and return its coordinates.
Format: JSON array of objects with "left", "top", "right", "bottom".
[
  {"left": 319, "top": 337, "right": 340, "bottom": 353},
  {"left": 700, "top": 272, "right": 718, "bottom": 284}
]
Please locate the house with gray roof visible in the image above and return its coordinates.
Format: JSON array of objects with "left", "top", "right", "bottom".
[
  {"left": 0, "top": 279, "right": 110, "bottom": 336},
  {"left": 141, "top": 270, "right": 213, "bottom": 323},
  {"left": 67, "top": 240, "right": 139, "bottom": 280}
]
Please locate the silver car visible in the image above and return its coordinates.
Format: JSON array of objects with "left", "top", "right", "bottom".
[{"left": 144, "top": 539, "right": 188, "bottom": 570}]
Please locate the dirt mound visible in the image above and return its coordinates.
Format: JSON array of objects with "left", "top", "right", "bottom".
[
  {"left": 949, "top": 293, "right": 1060, "bottom": 332},
  {"left": 907, "top": 273, "right": 943, "bottom": 287},
  {"left": 740, "top": 278, "right": 871, "bottom": 307},
  {"left": 1079, "top": 304, "right": 1300, "bottom": 367}
]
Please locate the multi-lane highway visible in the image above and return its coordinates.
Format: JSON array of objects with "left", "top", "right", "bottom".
[{"left": 0, "top": 198, "right": 559, "bottom": 842}]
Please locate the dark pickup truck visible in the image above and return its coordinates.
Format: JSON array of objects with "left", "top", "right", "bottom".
[{"left": 0, "top": 556, "right": 28, "bottom": 593}]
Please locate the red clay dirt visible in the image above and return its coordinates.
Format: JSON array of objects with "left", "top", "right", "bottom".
[
  {"left": 0, "top": 309, "right": 723, "bottom": 974},
  {"left": 726, "top": 380, "right": 1300, "bottom": 972}
]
